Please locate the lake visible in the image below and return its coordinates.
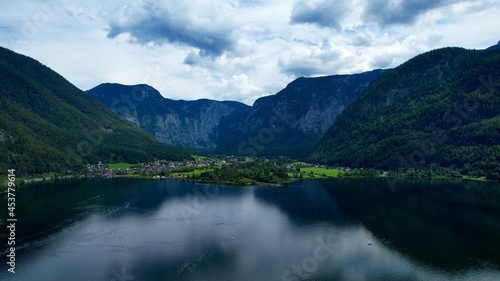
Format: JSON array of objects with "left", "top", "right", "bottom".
[{"left": 1, "top": 178, "right": 500, "bottom": 280}]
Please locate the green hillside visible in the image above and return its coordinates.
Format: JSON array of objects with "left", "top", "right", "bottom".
[
  {"left": 309, "top": 47, "right": 500, "bottom": 178},
  {"left": 0, "top": 46, "right": 193, "bottom": 177}
]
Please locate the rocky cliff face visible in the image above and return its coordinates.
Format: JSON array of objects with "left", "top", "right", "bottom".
[
  {"left": 87, "top": 83, "right": 249, "bottom": 150},
  {"left": 88, "top": 69, "right": 385, "bottom": 154},
  {"left": 248, "top": 70, "right": 386, "bottom": 132},
  {"left": 216, "top": 69, "right": 386, "bottom": 156}
]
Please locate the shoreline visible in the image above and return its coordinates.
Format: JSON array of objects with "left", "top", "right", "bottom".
[{"left": 1, "top": 173, "right": 495, "bottom": 194}]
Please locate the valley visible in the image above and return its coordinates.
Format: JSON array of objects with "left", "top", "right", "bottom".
[
  {"left": 2, "top": 2, "right": 500, "bottom": 280},
  {"left": 1, "top": 42, "right": 499, "bottom": 185}
]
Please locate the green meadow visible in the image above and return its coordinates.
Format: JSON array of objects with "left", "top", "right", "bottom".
[
  {"left": 299, "top": 167, "right": 342, "bottom": 177},
  {"left": 107, "top": 163, "right": 137, "bottom": 169}
]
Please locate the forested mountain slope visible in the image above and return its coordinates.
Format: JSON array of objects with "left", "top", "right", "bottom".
[
  {"left": 0, "top": 47, "right": 193, "bottom": 176},
  {"left": 310, "top": 47, "right": 500, "bottom": 178}
]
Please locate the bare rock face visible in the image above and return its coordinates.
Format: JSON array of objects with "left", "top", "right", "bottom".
[
  {"left": 246, "top": 71, "right": 386, "bottom": 133},
  {"left": 216, "top": 69, "right": 386, "bottom": 156},
  {"left": 88, "top": 69, "right": 385, "bottom": 154},
  {"left": 87, "top": 83, "right": 249, "bottom": 150}
]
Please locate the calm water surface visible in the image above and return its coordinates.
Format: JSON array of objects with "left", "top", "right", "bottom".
[{"left": 1, "top": 178, "right": 499, "bottom": 280}]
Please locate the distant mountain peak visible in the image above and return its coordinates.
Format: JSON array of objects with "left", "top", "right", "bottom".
[
  {"left": 309, "top": 46, "right": 500, "bottom": 176},
  {"left": 87, "top": 83, "right": 249, "bottom": 150},
  {"left": 216, "top": 69, "right": 387, "bottom": 157},
  {"left": 0, "top": 47, "right": 193, "bottom": 176},
  {"left": 486, "top": 40, "right": 500, "bottom": 50},
  {"left": 87, "top": 83, "right": 164, "bottom": 102}
]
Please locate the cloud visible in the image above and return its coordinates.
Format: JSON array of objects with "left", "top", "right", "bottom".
[
  {"left": 183, "top": 51, "right": 203, "bottom": 66},
  {"left": 278, "top": 39, "right": 344, "bottom": 77},
  {"left": 182, "top": 50, "right": 229, "bottom": 72},
  {"left": 219, "top": 74, "right": 264, "bottom": 105},
  {"left": 278, "top": 60, "right": 323, "bottom": 77},
  {"left": 106, "top": 1, "right": 236, "bottom": 57},
  {"left": 352, "top": 33, "right": 373, "bottom": 47},
  {"left": 290, "top": 0, "right": 350, "bottom": 32},
  {"left": 1, "top": 0, "right": 499, "bottom": 107},
  {"left": 361, "top": 0, "right": 457, "bottom": 27}
]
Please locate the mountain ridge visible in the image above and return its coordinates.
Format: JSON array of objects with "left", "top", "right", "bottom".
[
  {"left": 0, "top": 46, "right": 193, "bottom": 177},
  {"left": 87, "top": 83, "right": 249, "bottom": 150},
  {"left": 89, "top": 69, "right": 385, "bottom": 156},
  {"left": 309, "top": 46, "right": 500, "bottom": 178},
  {"left": 216, "top": 69, "right": 387, "bottom": 157}
]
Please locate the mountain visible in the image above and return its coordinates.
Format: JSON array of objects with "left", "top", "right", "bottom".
[
  {"left": 0, "top": 46, "right": 193, "bottom": 177},
  {"left": 486, "top": 41, "right": 500, "bottom": 50},
  {"left": 309, "top": 47, "right": 500, "bottom": 178},
  {"left": 216, "top": 69, "right": 386, "bottom": 157},
  {"left": 89, "top": 71, "right": 384, "bottom": 156},
  {"left": 87, "top": 83, "right": 249, "bottom": 150}
]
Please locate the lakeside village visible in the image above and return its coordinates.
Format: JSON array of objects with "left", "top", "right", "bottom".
[
  {"left": 87, "top": 156, "right": 238, "bottom": 179},
  {"left": 84, "top": 155, "right": 356, "bottom": 180},
  {"left": 14, "top": 155, "right": 400, "bottom": 189},
  {"left": 19, "top": 155, "right": 475, "bottom": 187}
]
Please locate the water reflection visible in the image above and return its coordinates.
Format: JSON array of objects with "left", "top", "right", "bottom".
[
  {"left": 318, "top": 178, "right": 500, "bottom": 270},
  {"left": 253, "top": 179, "right": 351, "bottom": 225},
  {"left": 0, "top": 178, "right": 499, "bottom": 280}
]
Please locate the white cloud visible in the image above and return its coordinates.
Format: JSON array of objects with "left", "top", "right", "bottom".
[
  {"left": 0, "top": 0, "right": 499, "bottom": 105},
  {"left": 352, "top": 33, "right": 373, "bottom": 47},
  {"left": 219, "top": 74, "right": 264, "bottom": 105}
]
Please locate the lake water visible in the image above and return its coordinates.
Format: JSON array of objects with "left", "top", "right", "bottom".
[{"left": 1, "top": 178, "right": 500, "bottom": 281}]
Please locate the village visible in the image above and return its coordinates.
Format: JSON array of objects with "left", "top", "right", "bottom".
[
  {"left": 18, "top": 156, "right": 358, "bottom": 187},
  {"left": 85, "top": 155, "right": 235, "bottom": 178},
  {"left": 83, "top": 155, "right": 356, "bottom": 180}
]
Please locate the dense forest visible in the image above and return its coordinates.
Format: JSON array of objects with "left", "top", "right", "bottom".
[
  {"left": 0, "top": 47, "right": 193, "bottom": 177},
  {"left": 309, "top": 47, "right": 500, "bottom": 179},
  {"left": 1, "top": 44, "right": 499, "bottom": 182},
  {"left": 191, "top": 159, "right": 291, "bottom": 184}
]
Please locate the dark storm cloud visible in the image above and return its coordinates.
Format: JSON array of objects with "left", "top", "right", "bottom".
[
  {"left": 290, "top": 0, "right": 349, "bottom": 32},
  {"left": 361, "top": 0, "right": 456, "bottom": 27},
  {"left": 106, "top": 3, "right": 235, "bottom": 58}
]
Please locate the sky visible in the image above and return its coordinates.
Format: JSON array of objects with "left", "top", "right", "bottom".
[{"left": 1, "top": 0, "right": 499, "bottom": 105}]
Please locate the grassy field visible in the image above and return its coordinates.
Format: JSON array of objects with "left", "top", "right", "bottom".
[
  {"left": 186, "top": 169, "right": 211, "bottom": 176},
  {"left": 462, "top": 175, "right": 488, "bottom": 181},
  {"left": 171, "top": 169, "right": 212, "bottom": 178},
  {"left": 300, "top": 167, "right": 342, "bottom": 177},
  {"left": 107, "top": 163, "right": 136, "bottom": 169}
]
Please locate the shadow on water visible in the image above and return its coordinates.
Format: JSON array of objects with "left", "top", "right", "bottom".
[
  {"left": 0, "top": 178, "right": 248, "bottom": 281},
  {"left": 317, "top": 177, "right": 500, "bottom": 271},
  {"left": 0, "top": 178, "right": 219, "bottom": 254},
  {"left": 1, "top": 177, "right": 499, "bottom": 280},
  {"left": 253, "top": 179, "right": 352, "bottom": 226}
]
